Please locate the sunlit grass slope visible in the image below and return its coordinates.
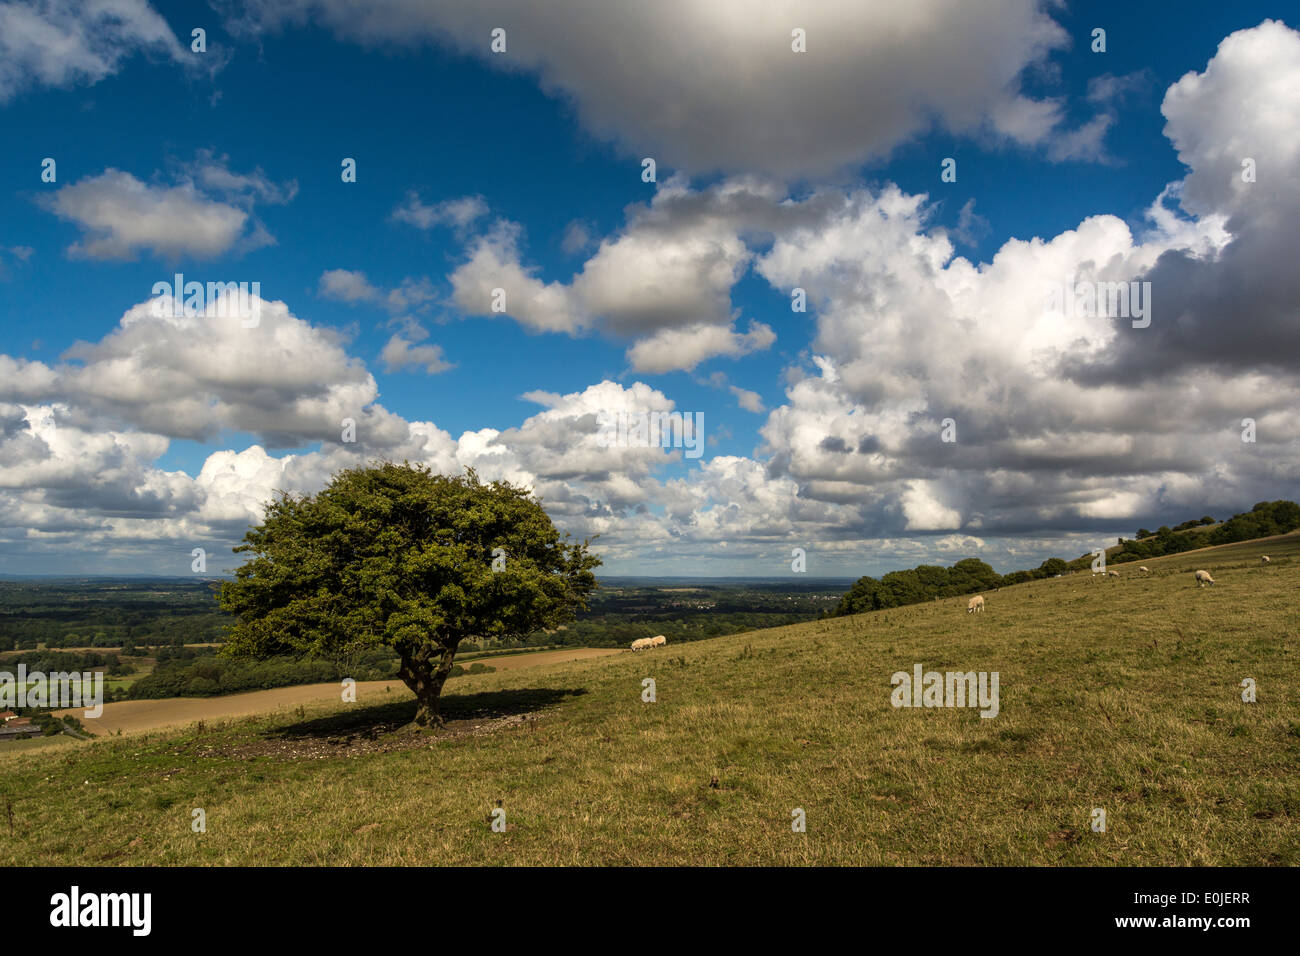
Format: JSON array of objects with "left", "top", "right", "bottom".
[{"left": 4, "top": 534, "right": 1297, "bottom": 865}]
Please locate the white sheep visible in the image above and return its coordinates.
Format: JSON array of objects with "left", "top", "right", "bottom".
[
  {"left": 1194, "top": 569, "right": 1215, "bottom": 587},
  {"left": 1139, "top": 566, "right": 1150, "bottom": 574},
  {"left": 967, "top": 594, "right": 985, "bottom": 613},
  {"left": 650, "top": 635, "right": 667, "bottom": 647},
  {"left": 630, "top": 637, "right": 653, "bottom": 651},
  {"left": 1107, "top": 569, "right": 1120, "bottom": 578},
  {"left": 1261, "top": 555, "right": 1271, "bottom": 564}
]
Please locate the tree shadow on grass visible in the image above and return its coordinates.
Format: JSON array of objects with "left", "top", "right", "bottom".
[{"left": 267, "top": 687, "right": 588, "bottom": 741}]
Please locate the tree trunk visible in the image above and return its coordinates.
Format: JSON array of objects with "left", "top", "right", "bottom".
[{"left": 398, "top": 641, "right": 458, "bottom": 727}]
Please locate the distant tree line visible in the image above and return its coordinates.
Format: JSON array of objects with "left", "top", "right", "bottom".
[
  {"left": 125, "top": 648, "right": 402, "bottom": 700},
  {"left": 832, "top": 500, "right": 1300, "bottom": 617},
  {"left": 1133, "top": 516, "right": 1217, "bottom": 538},
  {"left": 1, "top": 650, "right": 132, "bottom": 676},
  {"left": 1116, "top": 501, "right": 1299, "bottom": 561},
  {"left": 0, "top": 619, "right": 227, "bottom": 652}
]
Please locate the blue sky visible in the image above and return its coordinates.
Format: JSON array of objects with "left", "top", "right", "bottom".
[{"left": 0, "top": 1, "right": 1296, "bottom": 578}]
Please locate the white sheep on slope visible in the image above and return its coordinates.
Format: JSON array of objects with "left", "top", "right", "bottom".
[
  {"left": 650, "top": 635, "right": 667, "bottom": 647},
  {"left": 630, "top": 637, "right": 653, "bottom": 651},
  {"left": 1194, "top": 570, "right": 1215, "bottom": 587},
  {"left": 967, "top": 595, "right": 985, "bottom": 613},
  {"left": 1262, "top": 555, "right": 1271, "bottom": 564}
]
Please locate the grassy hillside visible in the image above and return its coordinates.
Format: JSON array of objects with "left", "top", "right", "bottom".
[{"left": 3, "top": 534, "right": 1297, "bottom": 866}]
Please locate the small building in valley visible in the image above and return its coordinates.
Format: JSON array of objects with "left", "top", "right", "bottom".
[{"left": 0, "top": 717, "right": 34, "bottom": 739}]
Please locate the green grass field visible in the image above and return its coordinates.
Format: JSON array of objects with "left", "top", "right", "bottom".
[{"left": 3, "top": 534, "right": 1297, "bottom": 866}]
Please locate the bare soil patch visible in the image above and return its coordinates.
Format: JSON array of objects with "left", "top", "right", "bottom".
[
  {"left": 168, "top": 686, "right": 586, "bottom": 761},
  {"left": 180, "top": 710, "right": 548, "bottom": 761}
]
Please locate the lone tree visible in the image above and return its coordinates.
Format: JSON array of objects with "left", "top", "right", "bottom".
[{"left": 218, "top": 463, "right": 600, "bottom": 726}]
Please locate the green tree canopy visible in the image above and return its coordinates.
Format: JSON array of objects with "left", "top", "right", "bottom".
[
  {"left": 950, "top": 558, "right": 1001, "bottom": 590},
  {"left": 218, "top": 463, "right": 601, "bottom": 725},
  {"left": 1038, "top": 557, "right": 1069, "bottom": 577}
]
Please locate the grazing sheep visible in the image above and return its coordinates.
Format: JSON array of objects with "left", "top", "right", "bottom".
[
  {"left": 650, "top": 635, "right": 667, "bottom": 647},
  {"left": 630, "top": 637, "right": 653, "bottom": 651},
  {"left": 1107, "top": 569, "right": 1120, "bottom": 578},
  {"left": 967, "top": 595, "right": 985, "bottom": 613},
  {"left": 1139, "top": 566, "right": 1150, "bottom": 574},
  {"left": 1194, "top": 569, "right": 1215, "bottom": 587},
  {"left": 1261, "top": 555, "right": 1271, "bottom": 564}
]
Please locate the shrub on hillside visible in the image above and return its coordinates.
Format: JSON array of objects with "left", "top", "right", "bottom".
[{"left": 834, "top": 558, "right": 1001, "bottom": 615}]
